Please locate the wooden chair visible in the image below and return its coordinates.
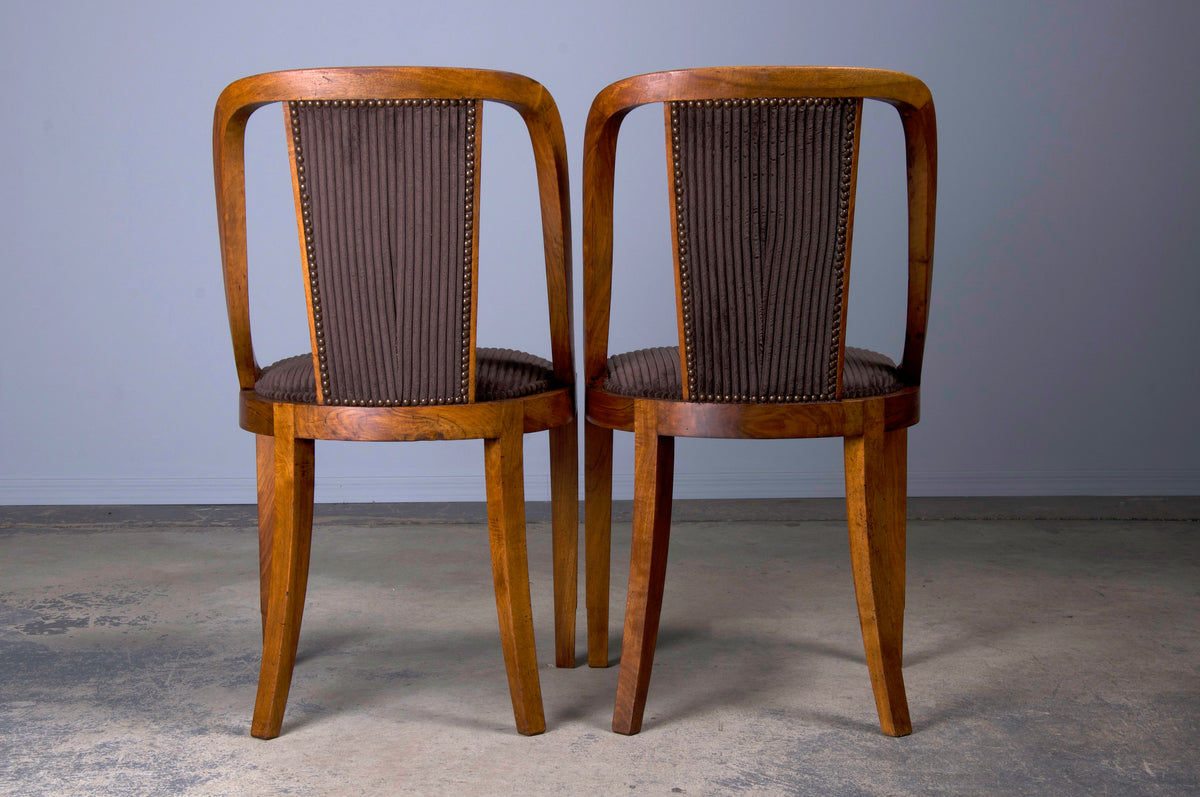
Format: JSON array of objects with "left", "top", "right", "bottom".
[
  {"left": 582, "top": 67, "right": 936, "bottom": 736},
  {"left": 212, "top": 67, "right": 577, "bottom": 738}
]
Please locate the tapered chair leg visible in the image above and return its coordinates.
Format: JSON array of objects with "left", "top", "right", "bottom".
[
  {"left": 251, "top": 410, "right": 315, "bottom": 739},
  {"left": 613, "top": 403, "right": 675, "bottom": 735},
  {"left": 484, "top": 407, "right": 546, "bottom": 736},
  {"left": 255, "top": 434, "right": 276, "bottom": 636},
  {"left": 844, "top": 401, "right": 911, "bottom": 737},
  {"left": 549, "top": 419, "right": 579, "bottom": 668},
  {"left": 584, "top": 419, "right": 614, "bottom": 667}
]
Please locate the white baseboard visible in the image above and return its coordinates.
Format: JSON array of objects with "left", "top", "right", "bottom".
[{"left": 1, "top": 469, "right": 1197, "bottom": 505}]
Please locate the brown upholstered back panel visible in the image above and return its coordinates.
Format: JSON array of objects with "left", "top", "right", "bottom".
[
  {"left": 289, "top": 99, "right": 477, "bottom": 406},
  {"left": 670, "top": 98, "right": 858, "bottom": 402}
]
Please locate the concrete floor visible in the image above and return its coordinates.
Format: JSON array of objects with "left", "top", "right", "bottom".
[{"left": 0, "top": 498, "right": 1197, "bottom": 795}]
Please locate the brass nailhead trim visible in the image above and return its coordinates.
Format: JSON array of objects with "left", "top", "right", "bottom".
[
  {"left": 829, "top": 101, "right": 856, "bottom": 397},
  {"left": 670, "top": 97, "right": 857, "bottom": 404},
  {"left": 290, "top": 99, "right": 476, "bottom": 407}
]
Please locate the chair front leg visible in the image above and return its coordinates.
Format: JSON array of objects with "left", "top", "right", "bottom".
[
  {"left": 484, "top": 407, "right": 546, "bottom": 735},
  {"left": 844, "top": 401, "right": 911, "bottom": 737},
  {"left": 251, "top": 408, "right": 315, "bottom": 739},
  {"left": 613, "top": 402, "right": 675, "bottom": 735},
  {"left": 255, "top": 433, "right": 276, "bottom": 637},
  {"left": 549, "top": 418, "right": 579, "bottom": 668},
  {"left": 584, "top": 419, "right": 614, "bottom": 667}
]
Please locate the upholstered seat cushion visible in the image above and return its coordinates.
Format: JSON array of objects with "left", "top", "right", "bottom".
[
  {"left": 605, "top": 346, "right": 904, "bottom": 401},
  {"left": 255, "top": 347, "right": 558, "bottom": 404}
]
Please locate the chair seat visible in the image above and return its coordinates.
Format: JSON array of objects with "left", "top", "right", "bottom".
[
  {"left": 604, "top": 346, "right": 904, "bottom": 401},
  {"left": 255, "top": 347, "right": 559, "bottom": 404}
]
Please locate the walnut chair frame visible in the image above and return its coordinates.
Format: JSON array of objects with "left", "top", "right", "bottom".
[
  {"left": 582, "top": 67, "right": 936, "bottom": 736},
  {"left": 213, "top": 67, "right": 577, "bottom": 738}
]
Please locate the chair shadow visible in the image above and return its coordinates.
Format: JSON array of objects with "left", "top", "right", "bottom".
[
  {"left": 578, "top": 600, "right": 1029, "bottom": 736},
  {"left": 260, "top": 624, "right": 557, "bottom": 736}
]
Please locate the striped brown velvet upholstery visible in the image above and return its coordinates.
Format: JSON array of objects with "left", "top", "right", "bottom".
[
  {"left": 257, "top": 348, "right": 557, "bottom": 404},
  {"left": 288, "top": 99, "right": 477, "bottom": 407},
  {"left": 670, "top": 98, "right": 859, "bottom": 403},
  {"left": 604, "top": 346, "right": 901, "bottom": 401}
]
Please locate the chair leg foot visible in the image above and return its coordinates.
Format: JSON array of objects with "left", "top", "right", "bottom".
[
  {"left": 550, "top": 419, "right": 579, "bottom": 668},
  {"left": 845, "top": 411, "right": 911, "bottom": 737},
  {"left": 585, "top": 420, "right": 614, "bottom": 668},
  {"left": 613, "top": 405, "right": 674, "bottom": 735},
  {"left": 251, "top": 414, "right": 314, "bottom": 740},
  {"left": 485, "top": 412, "right": 546, "bottom": 736}
]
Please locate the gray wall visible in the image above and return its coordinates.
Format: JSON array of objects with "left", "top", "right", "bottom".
[{"left": 2, "top": 1, "right": 1197, "bottom": 504}]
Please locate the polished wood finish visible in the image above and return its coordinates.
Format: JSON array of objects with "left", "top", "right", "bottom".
[
  {"left": 484, "top": 404, "right": 545, "bottom": 735},
  {"left": 252, "top": 407, "right": 315, "bottom": 739},
  {"left": 584, "top": 420, "right": 614, "bottom": 667},
  {"left": 582, "top": 67, "right": 937, "bottom": 736},
  {"left": 549, "top": 419, "right": 580, "bottom": 667},
  {"left": 845, "top": 415, "right": 911, "bottom": 736},
  {"left": 238, "top": 389, "right": 575, "bottom": 442},
  {"left": 254, "top": 434, "right": 274, "bottom": 632},
  {"left": 612, "top": 402, "right": 675, "bottom": 735},
  {"left": 214, "top": 67, "right": 578, "bottom": 739}
]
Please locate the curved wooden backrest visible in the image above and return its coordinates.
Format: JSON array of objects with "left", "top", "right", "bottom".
[
  {"left": 583, "top": 67, "right": 936, "bottom": 396},
  {"left": 214, "top": 68, "right": 574, "bottom": 398}
]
